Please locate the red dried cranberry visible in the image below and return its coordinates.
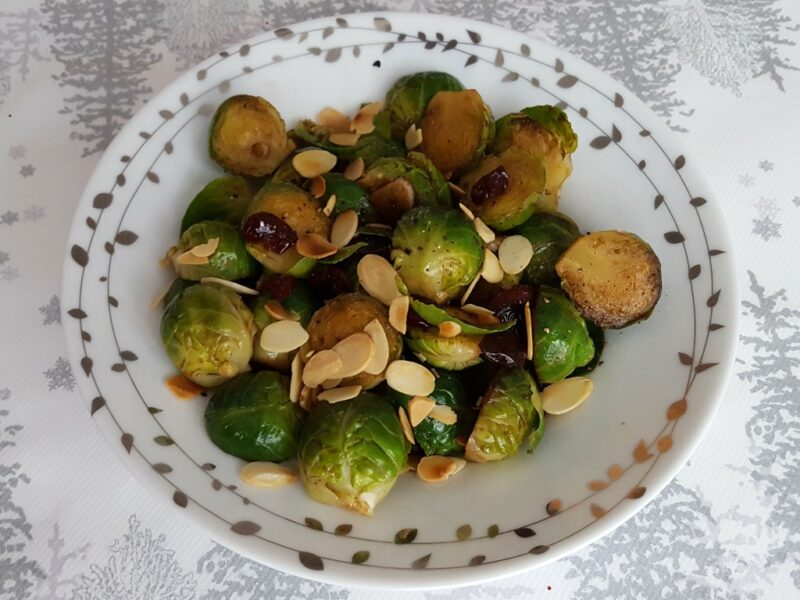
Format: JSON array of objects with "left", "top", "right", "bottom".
[
  {"left": 488, "top": 284, "right": 536, "bottom": 323},
  {"left": 407, "top": 309, "right": 430, "bottom": 330},
  {"left": 259, "top": 274, "right": 296, "bottom": 301},
  {"left": 479, "top": 331, "right": 527, "bottom": 368},
  {"left": 242, "top": 212, "right": 297, "bottom": 254},
  {"left": 469, "top": 166, "right": 509, "bottom": 205},
  {"left": 307, "top": 265, "right": 353, "bottom": 301}
]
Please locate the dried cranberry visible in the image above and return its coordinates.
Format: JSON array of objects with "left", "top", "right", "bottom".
[
  {"left": 479, "top": 331, "right": 527, "bottom": 368},
  {"left": 407, "top": 309, "right": 430, "bottom": 330},
  {"left": 469, "top": 166, "right": 509, "bottom": 205},
  {"left": 258, "top": 274, "right": 296, "bottom": 301},
  {"left": 307, "top": 265, "right": 353, "bottom": 301},
  {"left": 242, "top": 212, "right": 297, "bottom": 254},
  {"left": 488, "top": 284, "right": 536, "bottom": 323}
]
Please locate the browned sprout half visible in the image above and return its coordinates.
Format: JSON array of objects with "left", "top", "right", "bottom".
[
  {"left": 302, "top": 293, "right": 402, "bottom": 389},
  {"left": 419, "top": 89, "right": 494, "bottom": 175},
  {"left": 555, "top": 230, "right": 662, "bottom": 328},
  {"left": 210, "top": 95, "right": 293, "bottom": 177}
]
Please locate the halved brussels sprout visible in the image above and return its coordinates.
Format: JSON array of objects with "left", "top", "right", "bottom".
[
  {"left": 384, "top": 71, "right": 464, "bottom": 140},
  {"left": 459, "top": 149, "right": 546, "bottom": 231},
  {"left": 181, "top": 176, "right": 253, "bottom": 234},
  {"left": 573, "top": 319, "right": 605, "bottom": 376},
  {"left": 533, "top": 287, "right": 594, "bottom": 383},
  {"left": 388, "top": 370, "right": 476, "bottom": 456},
  {"left": 465, "top": 368, "right": 542, "bottom": 462},
  {"left": 297, "top": 393, "right": 409, "bottom": 516},
  {"left": 391, "top": 207, "right": 484, "bottom": 304},
  {"left": 160, "top": 283, "right": 255, "bottom": 387},
  {"left": 419, "top": 89, "right": 494, "bottom": 174},
  {"left": 514, "top": 211, "right": 580, "bottom": 286},
  {"left": 409, "top": 299, "right": 514, "bottom": 335},
  {"left": 172, "top": 221, "right": 258, "bottom": 281},
  {"left": 205, "top": 371, "right": 304, "bottom": 462},
  {"left": 210, "top": 95, "right": 293, "bottom": 177},
  {"left": 491, "top": 106, "right": 577, "bottom": 211},
  {"left": 406, "top": 327, "right": 483, "bottom": 371},
  {"left": 321, "top": 173, "right": 378, "bottom": 221},
  {"left": 291, "top": 120, "right": 404, "bottom": 166},
  {"left": 270, "top": 156, "right": 304, "bottom": 186}
]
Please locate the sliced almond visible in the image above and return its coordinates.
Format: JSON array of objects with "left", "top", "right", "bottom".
[
  {"left": 461, "top": 304, "right": 500, "bottom": 325},
  {"left": 289, "top": 352, "right": 302, "bottom": 403},
  {"left": 292, "top": 149, "right": 337, "bottom": 178},
  {"left": 542, "top": 377, "right": 594, "bottom": 415},
  {"left": 357, "top": 254, "right": 403, "bottom": 306},
  {"left": 386, "top": 360, "right": 435, "bottom": 397},
  {"left": 438, "top": 321, "right": 461, "bottom": 338},
  {"left": 165, "top": 374, "right": 203, "bottom": 400},
  {"left": 190, "top": 237, "right": 220, "bottom": 257},
  {"left": 318, "top": 385, "right": 362, "bottom": 404},
  {"left": 370, "top": 179, "right": 415, "bottom": 222},
  {"left": 389, "top": 295, "right": 409, "bottom": 334},
  {"left": 309, "top": 175, "right": 326, "bottom": 198},
  {"left": 498, "top": 235, "right": 534, "bottom": 275},
  {"left": 317, "top": 107, "right": 351, "bottom": 133},
  {"left": 363, "top": 319, "right": 390, "bottom": 375},
  {"left": 299, "top": 385, "right": 317, "bottom": 412},
  {"left": 296, "top": 233, "right": 338, "bottom": 259},
  {"left": 260, "top": 320, "right": 309, "bottom": 354},
  {"left": 344, "top": 157, "right": 365, "bottom": 181},
  {"left": 330, "top": 210, "right": 358, "bottom": 248},
  {"left": 450, "top": 457, "right": 466, "bottom": 475},
  {"left": 200, "top": 277, "right": 259, "bottom": 296},
  {"left": 331, "top": 332, "right": 375, "bottom": 378},
  {"left": 329, "top": 132, "right": 360, "bottom": 147},
  {"left": 460, "top": 274, "right": 480, "bottom": 305},
  {"left": 458, "top": 202, "right": 475, "bottom": 220},
  {"left": 240, "top": 462, "right": 297, "bottom": 488},
  {"left": 398, "top": 406, "right": 415, "bottom": 445},
  {"left": 480, "top": 248, "right": 504, "bottom": 284},
  {"left": 405, "top": 123, "right": 423, "bottom": 150},
  {"left": 449, "top": 181, "right": 466, "bottom": 197},
  {"left": 264, "top": 300, "right": 298, "bottom": 321},
  {"left": 322, "top": 194, "right": 337, "bottom": 217},
  {"left": 321, "top": 377, "right": 342, "bottom": 390},
  {"left": 430, "top": 405, "right": 457, "bottom": 425},
  {"left": 474, "top": 218, "right": 496, "bottom": 244},
  {"left": 352, "top": 101, "right": 382, "bottom": 135},
  {"left": 417, "top": 456, "right": 465, "bottom": 483},
  {"left": 302, "top": 349, "right": 343, "bottom": 387},
  {"left": 408, "top": 395, "right": 436, "bottom": 427},
  {"left": 524, "top": 301, "right": 533, "bottom": 361},
  {"left": 175, "top": 250, "right": 209, "bottom": 265}
]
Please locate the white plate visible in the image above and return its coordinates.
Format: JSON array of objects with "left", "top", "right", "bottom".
[{"left": 61, "top": 11, "right": 738, "bottom": 590}]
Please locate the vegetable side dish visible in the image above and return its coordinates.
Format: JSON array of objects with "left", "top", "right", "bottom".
[{"left": 158, "top": 71, "right": 662, "bottom": 515}]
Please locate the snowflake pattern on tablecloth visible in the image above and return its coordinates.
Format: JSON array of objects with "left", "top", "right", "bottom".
[
  {"left": 1, "top": 210, "right": 19, "bottom": 225},
  {"left": 752, "top": 216, "right": 782, "bottom": 241},
  {"left": 758, "top": 160, "right": 774, "bottom": 171},
  {"left": 32, "top": 523, "right": 91, "bottom": 600},
  {"left": 793, "top": 196, "right": 800, "bottom": 207},
  {"left": 0, "top": 251, "right": 9, "bottom": 265},
  {"left": 7, "top": 144, "right": 26, "bottom": 159},
  {"left": 39, "top": 295, "right": 60, "bottom": 326},
  {"left": 24, "top": 205, "right": 45, "bottom": 221},
  {"left": 19, "top": 164, "right": 35, "bottom": 177},
  {"left": 43, "top": 357, "right": 75, "bottom": 392},
  {"left": 754, "top": 197, "right": 780, "bottom": 220},
  {"left": 1, "top": 266, "right": 20, "bottom": 281},
  {"left": 739, "top": 173, "right": 756, "bottom": 187},
  {"left": 425, "top": 583, "right": 534, "bottom": 599}
]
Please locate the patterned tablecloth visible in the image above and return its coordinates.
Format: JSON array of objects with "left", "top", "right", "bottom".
[{"left": 1, "top": 1, "right": 799, "bottom": 598}]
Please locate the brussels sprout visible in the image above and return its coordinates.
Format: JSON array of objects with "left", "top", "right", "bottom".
[
  {"left": 297, "top": 393, "right": 409, "bottom": 515},
  {"left": 514, "top": 211, "right": 580, "bottom": 285},
  {"left": 533, "top": 287, "right": 594, "bottom": 383},
  {"left": 491, "top": 106, "right": 577, "bottom": 211},
  {"left": 181, "top": 176, "right": 253, "bottom": 234},
  {"left": 388, "top": 370, "right": 475, "bottom": 456},
  {"left": 291, "top": 120, "right": 405, "bottom": 166},
  {"left": 210, "top": 95, "right": 293, "bottom": 177},
  {"left": 304, "top": 293, "right": 402, "bottom": 389},
  {"left": 320, "top": 173, "right": 378, "bottom": 222},
  {"left": 205, "top": 371, "right": 304, "bottom": 462},
  {"left": 409, "top": 299, "right": 515, "bottom": 335},
  {"left": 161, "top": 284, "right": 255, "bottom": 387},
  {"left": 172, "top": 221, "right": 258, "bottom": 281},
  {"left": 465, "top": 368, "right": 542, "bottom": 462},
  {"left": 459, "top": 149, "right": 546, "bottom": 231},
  {"left": 384, "top": 71, "right": 464, "bottom": 140},
  {"left": 419, "top": 89, "right": 495, "bottom": 174},
  {"left": 572, "top": 319, "right": 605, "bottom": 376},
  {"left": 391, "top": 207, "right": 484, "bottom": 304},
  {"left": 406, "top": 327, "right": 483, "bottom": 370},
  {"left": 270, "top": 156, "right": 304, "bottom": 185}
]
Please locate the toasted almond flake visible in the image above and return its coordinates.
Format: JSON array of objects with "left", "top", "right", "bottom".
[
  {"left": 344, "top": 157, "right": 365, "bottom": 181},
  {"left": 357, "top": 254, "right": 403, "bottom": 306},
  {"left": 292, "top": 149, "right": 337, "bottom": 178},
  {"left": 388, "top": 295, "right": 409, "bottom": 334},
  {"left": 364, "top": 222, "right": 393, "bottom": 230},
  {"left": 321, "top": 377, "right": 342, "bottom": 390},
  {"left": 542, "top": 377, "right": 594, "bottom": 415},
  {"left": 296, "top": 233, "right": 338, "bottom": 259},
  {"left": 149, "top": 280, "right": 175, "bottom": 310},
  {"left": 438, "top": 321, "right": 461, "bottom": 338},
  {"left": 289, "top": 353, "right": 302, "bottom": 403},
  {"left": 449, "top": 181, "right": 466, "bottom": 197},
  {"left": 309, "top": 175, "right": 326, "bottom": 198},
  {"left": 450, "top": 457, "right": 466, "bottom": 475},
  {"left": 200, "top": 277, "right": 259, "bottom": 296},
  {"left": 175, "top": 250, "right": 209, "bottom": 265},
  {"left": 405, "top": 123, "right": 423, "bottom": 150},
  {"left": 330, "top": 210, "right": 358, "bottom": 248},
  {"left": 329, "top": 132, "right": 360, "bottom": 147},
  {"left": 498, "top": 235, "right": 534, "bottom": 275},
  {"left": 480, "top": 248, "right": 504, "bottom": 283},
  {"left": 398, "top": 406, "right": 415, "bottom": 445},
  {"left": 524, "top": 301, "right": 534, "bottom": 360},
  {"left": 356, "top": 100, "right": 383, "bottom": 117},
  {"left": 189, "top": 237, "right": 220, "bottom": 257},
  {"left": 302, "top": 349, "right": 343, "bottom": 387},
  {"left": 331, "top": 332, "right": 375, "bottom": 378},
  {"left": 260, "top": 320, "right": 309, "bottom": 354},
  {"left": 352, "top": 101, "right": 382, "bottom": 135},
  {"left": 322, "top": 193, "right": 337, "bottom": 216},
  {"left": 386, "top": 360, "right": 435, "bottom": 397},
  {"left": 318, "top": 385, "right": 362, "bottom": 403},
  {"left": 165, "top": 374, "right": 203, "bottom": 400},
  {"left": 240, "top": 462, "right": 297, "bottom": 488},
  {"left": 408, "top": 395, "right": 436, "bottom": 426},
  {"left": 460, "top": 274, "right": 480, "bottom": 305},
  {"left": 370, "top": 179, "right": 415, "bottom": 221},
  {"left": 430, "top": 404, "right": 457, "bottom": 425},
  {"left": 264, "top": 300, "right": 298, "bottom": 321},
  {"left": 305, "top": 349, "right": 316, "bottom": 359},
  {"left": 474, "top": 218, "right": 496, "bottom": 244},
  {"left": 458, "top": 202, "right": 475, "bottom": 220},
  {"left": 299, "top": 385, "right": 317, "bottom": 411},
  {"left": 417, "top": 456, "right": 464, "bottom": 483},
  {"left": 363, "top": 319, "right": 390, "bottom": 375},
  {"left": 160, "top": 245, "right": 178, "bottom": 267},
  {"left": 317, "top": 106, "right": 351, "bottom": 133},
  {"left": 461, "top": 304, "right": 500, "bottom": 325}
]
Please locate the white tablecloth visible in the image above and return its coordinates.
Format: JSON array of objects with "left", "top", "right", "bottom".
[{"left": 1, "top": 1, "right": 799, "bottom": 598}]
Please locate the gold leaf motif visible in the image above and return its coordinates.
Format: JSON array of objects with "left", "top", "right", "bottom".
[
  {"left": 667, "top": 398, "right": 687, "bottom": 420},
  {"left": 633, "top": 439, "right": 653, "bottom": 463},
  {"left": 607, "top": 464, "right": 624, "bottom": 481},
  {"left": 588, "top": 480, "right": 608, "bottom": 491},
  {"left": 590, "top": 503, "right": 607, "bottom": 518},
  {"left": 657, "top": 435, "right": 673, "bottom": 453}
]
